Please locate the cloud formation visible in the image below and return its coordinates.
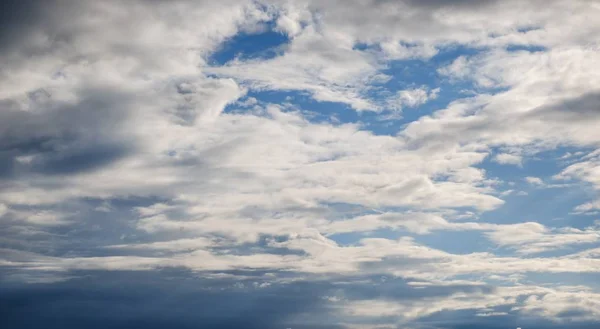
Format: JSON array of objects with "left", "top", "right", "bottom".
[{"left": 1, "top": 0, "right": 600, "bottom": 328}]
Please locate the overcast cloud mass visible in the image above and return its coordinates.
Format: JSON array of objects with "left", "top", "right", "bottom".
[{"left": 1, "top": 0, "right": 600, "bottom": 328}]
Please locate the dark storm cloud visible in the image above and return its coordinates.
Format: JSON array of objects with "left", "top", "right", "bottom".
[
  {"left": 0, "top": 269, "right": 338, "bottom": 329},
  {"left": 3, "top": 269, "right": 598, "bottom": 329},
  {"left": 0, "top": 0, "right": 50, "bottom": 54},
  {"left": 28, "top": 143, "right": 129, "bottom": 175},
  {"left": 0, "top": 269, "right": 492, "bottom": 329},
  {"left": 0, "top": 196, "right": 173, "bottom": 263},
  {"left": 0, "top": 87, "right": 135, "bottom": 178},
  {"left": 0, "top": 1, "right": 83, "bottom": 62}
]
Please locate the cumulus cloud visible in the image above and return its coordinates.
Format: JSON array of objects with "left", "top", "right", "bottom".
[
  {"left": 1, "top": 0, "right": 600, "bottom": 328},
  {"left": 386, "top": 86, "right": 440, "bottom": 111}
]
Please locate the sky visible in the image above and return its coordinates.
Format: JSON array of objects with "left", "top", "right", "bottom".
[{"left": 1, "top": 0, "right": 600, "bottom": 328}]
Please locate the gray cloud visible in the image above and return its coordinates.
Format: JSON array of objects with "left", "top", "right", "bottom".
[
  {"left": 7, "top": 270, "right": 583, "bottom": 329},
  {"left": 0, "top": 0, "right": 53, "bottom": 55},
  {"left": 0, "top": 87, "right": 134, "bottom": 178},
  {"left": 0, "top": 269, "right": 336, "bottom": 329}
]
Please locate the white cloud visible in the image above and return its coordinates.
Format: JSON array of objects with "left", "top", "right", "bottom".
[
  {"left": 573, "top": 200, "right": 600, "bottom": 214},
  {"left": 485, "top": 222, "right": 600, "bottom": 254},
  {"left": 493, "top": 153, "right": 523, "bottom": 166},
  {"left": 1, "top": 2, "right": 600, "bottom": 326},
  {"left": 207, "top": 25, "right": 381, "bottom": 110},
  {"left": 514, "top": 287, "right": 600, "bottom": 322},
  {"left": 0, "top": 204, "right": 7, "bottom": 217},
  {"left": 386, "top": 86, "right": 440, "bottom": 111},
  {"left": 337, "top": 284, "right": 600, "bottom": 324},
  {"left": 525, "top": 177, "right": 544, "bottom": 185}
]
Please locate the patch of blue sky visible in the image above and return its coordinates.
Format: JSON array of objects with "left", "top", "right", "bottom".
[
  {"left": 479, "top": 146, "right": 598, "bottom": 229},
  {"left": 436, "top": 43, "right": 482, "bottom": 58},
  {"left": 220, "top": 37, "right": 512, "bottom": 138},
  {"left": 215, "top": 27, "right": 546, "bottom": 138},
  {"left": 328, "top": 228, "right": 403, "bottom": 246},
  {"left": 227, "top": 89, "right": 413, "bottom": 138},
  {"left": 252, "top": 90, "right": 361, "bottom": 121},
  {"left": 484, "top": 150, "right": 558, "bottom": 182},
  {"left": 524, "top": 272, "right": 600, "bottom": 290},
  {"left": 216, "top": 35, "right": 597, "bottom": 262},
  {"left": 480, "top": 184, "right": 592, "bottom": 228},
  {"left": 208, "top": 26, "right": 290, "bottom": 66},
  {"left": 505, "top": 44, "right": 547, "bottom": 53},
  {"left": 414, "top": 230, "right": 493, "bottom": 255},
  {"left": 373, "top": 45, "right": 490, "bottom": 129},
  {"left": 326, "top": 224, "right": 496, "bottom": 256},
  {"left": 298, "top": 46, "right": 489, "bottom": 134},
  {"left": 480, "top": 147, "right": 572, "bottom": 194},
  {"left": 418, "top": 146, "right": 598, "bottom": 255},
  {"left": 215, "top": 29, "right": 592, "bottom": 239},
  {"left": 525, "top": 242, "right": 600, "bottom": 259}
]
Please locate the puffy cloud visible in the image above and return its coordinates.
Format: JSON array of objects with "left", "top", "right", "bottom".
[
  {"left": 525, "top": 176, "right": 544, "bottom": 185},
  {"left": 484, "top": 222, "right": 600, "bottom": 254},
  {"left": 386, "top": 87, "right": 440, "bottom": 111},
  {"left": 493, "top": 153, "right": 522, "bottom": 166},
  {"left": 1, "top": 1, "right": 600, "bottom": 328}
]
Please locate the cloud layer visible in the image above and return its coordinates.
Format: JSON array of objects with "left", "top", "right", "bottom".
[{"left": 1, "top": 1, "right": 600, "bottom": 328}]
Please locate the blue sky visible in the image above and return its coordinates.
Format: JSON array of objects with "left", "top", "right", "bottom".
[{"left": 1, "top": 1, "right": 600, "bottom": 328}]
